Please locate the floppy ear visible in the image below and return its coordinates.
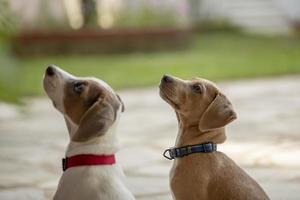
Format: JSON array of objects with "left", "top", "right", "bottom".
[
  {"left": 72, "top": 99, "right": 116, "bottom": 142},
  {"left": 116, "top": 94, "right": 125, "bottom": 112},
  {"left": 199, "top": 93, "right": 237, "bottom": 132}
]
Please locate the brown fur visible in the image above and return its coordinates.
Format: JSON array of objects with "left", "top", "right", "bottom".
[
  {"left": 64, "top": 80, "right": 97, "bottom": 124},
  {"left": 63, "top": 79, "right": 123, "bottom": 142},
  {"left": 159, "top": 75, "right": 270, "bottom": 200}
]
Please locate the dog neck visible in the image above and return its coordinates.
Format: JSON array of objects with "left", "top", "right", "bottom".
[
  {"left": 175, "top": 113, "right": 226, "bottom": 147},
  {"left": 64, "top": 117, "right": 120, "bottom": 157}
]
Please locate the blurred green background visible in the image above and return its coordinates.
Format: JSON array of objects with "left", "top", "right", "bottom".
[{"left": 0, "top": 0, "right": 300, "bottom": 102}]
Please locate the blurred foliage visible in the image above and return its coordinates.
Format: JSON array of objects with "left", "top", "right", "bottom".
[
  {"left": 0, "top": 40, "right": 22, "bottom": 103},
  {"left": 0, "top": 31, "right": 299, "bottom": 103},
  {"left": 195, "top": 19, "right": 241, "bottom": 32},
  {"left": 114, "top": 7, "right": 179, "bottom": 28},
  {"left": 34, "top": 1, "right": 70, "bottom": 31},
  {"left": 0, "top": 0, "right": 20, "bottom": 36},
  {"left": 0, "top": 0, "right": 21, "bottom": 102}
]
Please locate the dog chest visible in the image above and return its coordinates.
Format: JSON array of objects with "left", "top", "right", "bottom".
[{"left": 54, "top": 166, "right": 134, "bottom": 200}]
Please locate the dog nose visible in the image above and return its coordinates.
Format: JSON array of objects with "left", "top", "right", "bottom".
[
  {"left": 162, "top": 74, "right": 173, "bottom": 83},
  {"left": 46, "top": 65, "right": 55, "bottom": 76}
]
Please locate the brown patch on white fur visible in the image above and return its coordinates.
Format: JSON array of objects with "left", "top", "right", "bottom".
[
  {"left": 63, "top": 80, "right": 103, "bottom": 125},
  {"left": 62, "top": 79, "right": 123, "bottom": 142},
  {"left": 43, "top": 67, "right": 125, "bottom": 142}
]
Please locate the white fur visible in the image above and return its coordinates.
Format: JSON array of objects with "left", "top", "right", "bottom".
[
  {"left": 43, "top": 66, "right": 134, "bottom": 200},
  {"left": 43, "top": 65, "right": 75, "bottom": 113},
  {"left": 55, "top": 109, "right": 134, "bottom": 200},
  {"left": 66, "top": 108, "right": 122, "bottom": 157},
  {"left": 55, "top": 165, "right": 133, "bottom": 200}
]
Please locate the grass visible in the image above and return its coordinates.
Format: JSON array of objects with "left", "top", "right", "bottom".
[{"left": 1, "top": 31, "right": 300, "bottom": 102}]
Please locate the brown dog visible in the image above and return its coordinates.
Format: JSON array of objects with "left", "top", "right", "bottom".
[{"left": 159, "top": 75, "right": 269, "bottom": 200}]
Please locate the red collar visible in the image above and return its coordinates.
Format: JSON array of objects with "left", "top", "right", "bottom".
[{"left": 62, "top": 154, "right": 116, "bottom": 171}]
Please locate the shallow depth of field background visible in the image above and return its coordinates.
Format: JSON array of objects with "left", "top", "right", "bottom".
[{"left": 0, "top": 0, "right": 300, "bottom": 200}]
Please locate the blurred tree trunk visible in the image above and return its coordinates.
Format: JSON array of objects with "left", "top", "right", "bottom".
[
  {"left": 188, "top": 0, "right": 202, "bottom": 27},
  {"left": 81, "top": 0, "right": 97, "bottom": 27}
]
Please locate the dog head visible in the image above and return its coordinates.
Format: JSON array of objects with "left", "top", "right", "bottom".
[
  {"left": 159, "top": 74, "right": 236, "bottom": 132},
  {"left": 43, "top": 65, "right": 125, "bottom": 142}
]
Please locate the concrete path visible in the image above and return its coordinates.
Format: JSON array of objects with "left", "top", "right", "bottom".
[{"left": 0, "top": 75, "right": 300, "bottom": 200}]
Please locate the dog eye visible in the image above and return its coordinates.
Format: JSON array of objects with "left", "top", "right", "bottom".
[
  {"left": 73, "top": 82, "right": 85, "bottom": 93},
  {"left": 192, "top": 84, "right": 203, "bottom": 93}
]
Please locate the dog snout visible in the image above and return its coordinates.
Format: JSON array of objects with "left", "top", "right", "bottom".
[
  {"left": 162, "top": 74, "right": 173, "bottom": 83},
  {"left": 46, "top": 65, "right": 55, "bottom": 76}
]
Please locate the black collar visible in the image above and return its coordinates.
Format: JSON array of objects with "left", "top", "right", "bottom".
[{"left": 163, "top": 142, "right": 217, "bottom": 160}]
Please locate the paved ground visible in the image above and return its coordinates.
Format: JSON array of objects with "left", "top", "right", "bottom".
[{"left": 0, "top": 75, "right": 300, "bottom": 200}]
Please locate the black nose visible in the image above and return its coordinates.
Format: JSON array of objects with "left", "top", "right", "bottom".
[
  {"left": 162, "top": 74, "right": 173, "bottom": 83},
  {"left": 46, "top": 65, "right": 55, "bottom": 76}
]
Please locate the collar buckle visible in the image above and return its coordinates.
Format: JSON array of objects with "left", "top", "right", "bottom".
[
  {"left": 187, "top": 146, "right": 192, "bottom": 154},
  {"left": 62, "top": 157, "right": 68, "bottom": 171},
  {"left": 163, "top": 148, "right": 174, "bottom": 160}
]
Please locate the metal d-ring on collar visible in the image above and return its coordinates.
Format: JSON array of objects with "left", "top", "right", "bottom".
[{"left": 163, "top": 142, "right": 217, "bottom": 160}]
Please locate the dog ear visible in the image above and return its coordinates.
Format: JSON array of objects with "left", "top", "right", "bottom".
[
  {"left": 199, "top": 93, "right": 237, "bottom": 132},
  {"left": 72, "top": 99, "right": 115, "bottom": 142},
  {"left": 116, "top": 94, "right": 125, "bottom": 112}
]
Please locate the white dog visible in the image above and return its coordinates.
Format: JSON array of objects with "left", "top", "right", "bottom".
[{"left": 43, "top": 65, "right": 135, "bottom": 200}]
